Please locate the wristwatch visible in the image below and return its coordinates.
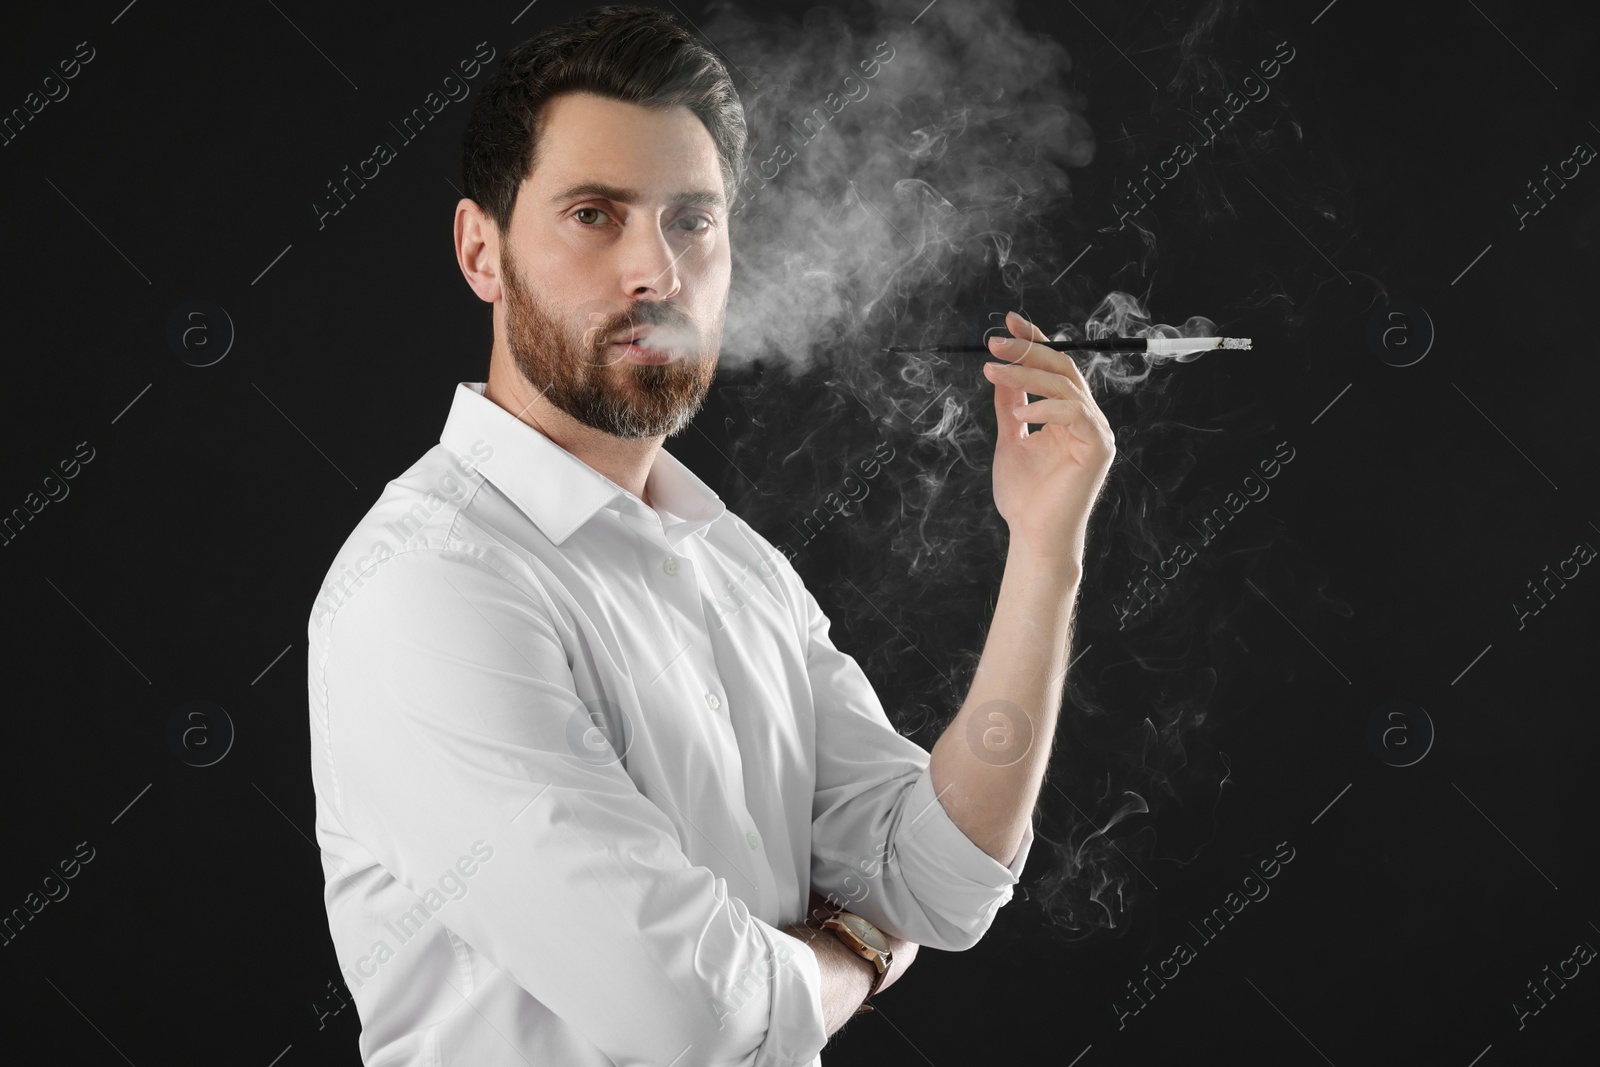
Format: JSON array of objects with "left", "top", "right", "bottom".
[{"left": 821, "top": 911, "right": 893, "bottom": 1015}]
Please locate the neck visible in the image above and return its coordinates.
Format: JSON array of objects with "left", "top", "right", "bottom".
[{"left": 486, "top": 352, "right": 661, "bottom": 505}]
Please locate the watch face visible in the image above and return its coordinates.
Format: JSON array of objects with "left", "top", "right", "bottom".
[{"left": 838, "top": 913, "right": 889, "bottom": 953}]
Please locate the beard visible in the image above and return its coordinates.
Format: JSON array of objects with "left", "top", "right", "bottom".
[{"left": 500, "top": 245, "right": 720, "bottom": 440}]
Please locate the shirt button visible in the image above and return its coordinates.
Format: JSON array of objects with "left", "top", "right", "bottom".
[
  {"left": 663, "top": 557, "right": 681, "bottom": 575},
  {"left": 746, "top": 832, "right": 760, "bottom": 850},
  {"left": 705, "top": 692, "right": 721, "bottom": 710}
]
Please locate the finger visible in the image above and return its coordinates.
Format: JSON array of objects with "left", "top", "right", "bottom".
[
  {"left": 1011, "top": 395, "right": 1115, "bottom": 443},
  {"left": 986, "top": 310, "right": 1097, "bottom": 399},
  {"left": 983, "top": 359, "right": 1086, "bottom": 402},
  {"left": 984, "top": 312, "right": 1062, "bottom": 373},
  {"left": 985, "top": 362, "right": 1111, "bottom": 438},
  {"left": 983, "top": 362, "right": 1030, "bottom": 443}
]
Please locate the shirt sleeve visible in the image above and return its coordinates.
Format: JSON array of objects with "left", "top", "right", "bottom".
[
  {"left": 321, "top": 545, "right": 828, "bottom": 1067},
  {"left": 794, "top": 570, "right": 1034, "bottom": 952}
]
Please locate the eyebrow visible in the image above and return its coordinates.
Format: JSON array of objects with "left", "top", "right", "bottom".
[{"left": 548, "top": 181, "right": 725, "bottom": 211}]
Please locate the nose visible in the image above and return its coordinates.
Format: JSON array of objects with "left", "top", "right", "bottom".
[{"left": 618, "top": 217, "right": 685, "bottom": 302}]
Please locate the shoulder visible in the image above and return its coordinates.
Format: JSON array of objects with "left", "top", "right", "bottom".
[
  {"left": 307, "top": 443, "right": 563, "bottom": 633},
  {"left": 316, "top": 543, "right": 543, "bottom": 644}
]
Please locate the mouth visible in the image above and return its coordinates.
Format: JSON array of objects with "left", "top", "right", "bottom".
[
  {"left": 610, "top": 326, "right": 655, "bottom": 347},
  {"left": 608, "top": 331, "right": 670, "bottom": 364},
  {"left": 606, "top": 325, "right": 691, "bottom": 364}
]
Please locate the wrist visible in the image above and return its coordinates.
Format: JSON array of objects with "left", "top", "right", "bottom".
[
  {"left": 1004, "top": 524, "right": 1082, "bottom": 565},
  {"left": 1004, "top": 539, "right": 1083, "bottom": 585},
  {"left": 821, "top": 911, "right": 892, "bottom": 1013},
  {"left": 780, "top": 918, "right": 879, "bottom": 1018}
]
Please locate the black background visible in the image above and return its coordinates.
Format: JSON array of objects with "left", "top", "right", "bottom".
[{"left": 2, "top": 0, "right": 1597, "bottom": 1064}]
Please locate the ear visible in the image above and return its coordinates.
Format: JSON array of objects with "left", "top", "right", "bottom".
[{"left": 455, "top": 198, "right": 502, "bottom": 304}]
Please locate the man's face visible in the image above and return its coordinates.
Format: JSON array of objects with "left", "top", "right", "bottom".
[{"left": 499, "top": 92, "right": 730, "bottom": 440}]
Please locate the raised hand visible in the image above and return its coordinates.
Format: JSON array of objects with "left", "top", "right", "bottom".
[{"left": 981, "top": 310, "right": 1117, "bottom": 567}]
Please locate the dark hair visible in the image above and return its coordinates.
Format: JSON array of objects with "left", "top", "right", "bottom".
[{"left": 461, "top": 4, "right": 747, "bottom": 234}]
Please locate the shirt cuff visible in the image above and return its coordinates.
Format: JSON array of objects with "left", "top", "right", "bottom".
[
  {"left": 893, "top": 764, "right": 1033, "bottom": 939},
  {"left": 748, "top": 920, "right": 828, "bottom": 1067}
]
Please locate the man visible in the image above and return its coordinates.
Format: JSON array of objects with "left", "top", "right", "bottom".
[{"left": 307, "top": 6, "right": 1114, "bottom": 1064}]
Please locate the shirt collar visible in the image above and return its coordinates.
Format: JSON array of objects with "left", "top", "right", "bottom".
[{"left": 439, "top": 381, "right": 725, "bottom": 548}]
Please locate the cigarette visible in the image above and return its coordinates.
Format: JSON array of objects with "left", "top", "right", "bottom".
[{"left": 884, "top": 336, "right": 1252, "bottom": 356}]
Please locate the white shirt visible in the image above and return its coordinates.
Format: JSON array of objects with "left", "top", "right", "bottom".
[{"left": 306, "top": 381, "right": 1033, "bottom": 1066}]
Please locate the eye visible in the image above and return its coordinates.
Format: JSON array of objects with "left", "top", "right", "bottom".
[
  {"left": 573, "top": 206, "right": 608, "bottom": 226},
  {"left": 677, "top": 214, "right": 713, "bottom": 234}
]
